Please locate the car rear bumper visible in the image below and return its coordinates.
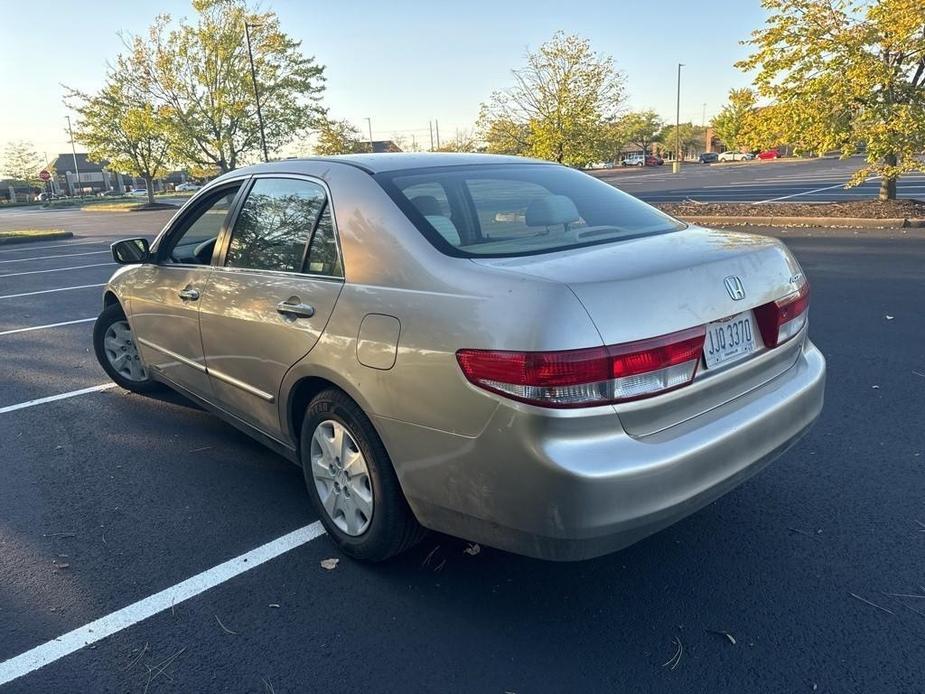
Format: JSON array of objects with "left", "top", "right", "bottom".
[{"left": 379, "top": 340, "right": 825, "bottom": 561}]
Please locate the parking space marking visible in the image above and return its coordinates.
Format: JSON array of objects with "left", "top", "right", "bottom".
[
  {"left": 0, "top": 263, "right": 115, "bottom": 278},
  {"left": 0, "top": 240, "right": 108, "bottom": 255},
  {"left": 0, "top": 284, "right": 106, "bottom": 300},
  {"left": 0, "top": 250, "right": 110, "bottom": 264},
  {"left": 0, "top": 521, "right": 326, "bottom": 687},
  {"left": 0, "top": 262, "right": 115, "bottom": 278},
  {"left": 0, "top": 383, "right": 116, "bottom": 414},
  {"left": 754, "top": 179, "right": 876, "bottom": 204},
  {"left": 0, "top": 318, "right": 95, "bottom": 336}
]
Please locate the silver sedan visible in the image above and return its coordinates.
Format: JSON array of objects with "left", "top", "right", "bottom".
[{"left": 96, "top": 153, "right": 825, "bottom": 561}]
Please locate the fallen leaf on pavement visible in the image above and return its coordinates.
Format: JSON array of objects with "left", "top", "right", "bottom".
[
  {"left": 321, "top": 558, "right": 339, "bottom": 570},
  {"left": 464, "top": 543, "right": 481, "bottom": 556}
]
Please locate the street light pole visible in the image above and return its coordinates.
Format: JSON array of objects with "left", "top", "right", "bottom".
[
  {"left": 364, "top": 117, "right": 373, "bottom": 153},
  {"left": 674, "top": 63, "right": 684, "bottom": 173},
  {"left": 244, "top": 22, "right": 269, "bottom": 163},
  {"left": 66, "top": 115, "right": 80, "bottom": 194}
]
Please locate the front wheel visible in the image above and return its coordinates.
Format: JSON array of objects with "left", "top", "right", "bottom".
[
  {"left": 300, "top": 389, "right": 424, "bottom": 561},
  {"left": 93, "top": 302, "right": 161, "bottom": 393}
]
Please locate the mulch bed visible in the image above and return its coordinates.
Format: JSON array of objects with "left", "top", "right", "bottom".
[{"left": 655, "top": 199, "right": 925, "bottom": 219}]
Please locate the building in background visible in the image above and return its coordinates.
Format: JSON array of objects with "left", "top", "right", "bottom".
[{"left": 49, "top": 153, "right": 126, "bottom": 195}]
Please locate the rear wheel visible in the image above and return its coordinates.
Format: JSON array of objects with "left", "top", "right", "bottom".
[
  {"left": 300, "top": 389, "right": 423, "bottom": 561},
  {"left": 93, "top": 302, "right": 161, "bottom": 393}
]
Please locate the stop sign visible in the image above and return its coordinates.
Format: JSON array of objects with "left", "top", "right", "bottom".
[{"left": 39, "top": 170, "right": 51, "bottom": 181}]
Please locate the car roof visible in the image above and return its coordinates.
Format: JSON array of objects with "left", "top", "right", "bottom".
[{"left": 223, "top": 152, "right": 553, "bottom": 177}]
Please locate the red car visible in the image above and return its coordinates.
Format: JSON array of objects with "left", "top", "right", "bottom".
[
  {"left": 757, "top": 149, "right": 780, "bottom": 160},
  {"left": 647, "top": 154, "right": 664, "bottom": 166}
]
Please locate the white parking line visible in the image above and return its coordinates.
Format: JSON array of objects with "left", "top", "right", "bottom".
[
  {"left": 0, "top": 318, "right": 95, "bottom": 336},
  {"left": 0, "top": 383, "right": 116, "bottom": 414},
  {"left": 0, "top": 239, "right": 108, "bottom": 255},
  {"left": 0, "top": 250, "right": 110, "bottom": 264},
  {"left": 0, "top": 262, "right": 115, "bottom": 279},
  {"left": 0, "top": 521, "right": 327, "bottom": 687},
  {"left": 0, "top": 284, "right": 106, "bottom": 300},
  {"left": 754, "top": 178, "right": 878, "bottom": 204}
]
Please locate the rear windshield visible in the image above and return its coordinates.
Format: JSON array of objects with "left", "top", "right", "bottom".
[{"left": 376, "top": 164, "right": 685, "bottom": 257}]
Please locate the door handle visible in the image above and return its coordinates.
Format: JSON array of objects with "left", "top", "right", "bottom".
[
  {"left": 276, "top": 299, "right": 315, "bottom": 319},
  {"left": 178, "top": 287, "right": 200, "bottom": 301}
]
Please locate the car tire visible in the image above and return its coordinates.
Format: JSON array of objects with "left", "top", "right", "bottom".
[
  {"left": 300, "top": 388, "right": 424, "bottom": 561},
  {"left": 93, "top": 302, "right": 162, "bottom": 394}
]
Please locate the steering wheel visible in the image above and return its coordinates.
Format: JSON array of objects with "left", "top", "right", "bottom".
[{"left": 193, "top": 237, "right": 217, "bottom": 264}]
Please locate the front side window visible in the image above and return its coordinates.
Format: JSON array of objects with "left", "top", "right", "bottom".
[
  {"left": 225, "top": 178, "right": 326, "bottom": 272},
  {"left": 162, "top": 187, "right": 240, "bottom": 264},
  {"left": 378, "top": 164, "right": 686, "bottom": 258}
]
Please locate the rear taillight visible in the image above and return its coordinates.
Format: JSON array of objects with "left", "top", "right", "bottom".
[
  {"left": 456, "top": 327, "right": 705, "bottom": 408},
  {"left": 754, "top": 281, "right": 810, "bottom": 348}
]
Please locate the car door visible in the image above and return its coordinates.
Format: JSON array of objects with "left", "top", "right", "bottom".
[
  {"left": 198, "top": 175, "right": 345, "bottom": 438},
  {"left": 128, "top": 181, "right": 244, "bottom": 398}
]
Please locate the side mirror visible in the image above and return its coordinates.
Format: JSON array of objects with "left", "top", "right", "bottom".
[{"left": 111, "top": 238, "right": 149, "bottom": 264}]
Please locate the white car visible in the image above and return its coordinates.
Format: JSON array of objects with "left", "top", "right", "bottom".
[
  {"left": 129, "top": 188, "right": 149, "bottom": 197},
  {"left": 620, "top": 155, "right": 646, "bottom": 167},
  {"left": 718, "top": 151, "right": 754, "bottom": 162},
  {"left": 176, "top": 182, "right": 202, "bottom": 192}
]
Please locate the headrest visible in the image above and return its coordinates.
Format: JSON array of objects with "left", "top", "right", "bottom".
[
  {"left": 525, "top": 195, "right": 580, "bottom": 227},
  {"left": 410, "top": 195, "right": 443, "bottom": 217}
]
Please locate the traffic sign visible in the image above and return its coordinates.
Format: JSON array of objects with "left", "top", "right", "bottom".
[{"left": 39, "top": 170, "right": 51, "bottom": 181}]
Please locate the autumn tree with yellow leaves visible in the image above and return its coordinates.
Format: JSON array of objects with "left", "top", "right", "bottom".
[{"left": 738, "top": 0, "right": 925, "bottom": 200}]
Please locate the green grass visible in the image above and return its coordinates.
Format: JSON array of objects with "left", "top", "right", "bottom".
[
  {"left": 0, "top": 229, "right": 72, "bottom": 245},
  {"left": 81, "top": 201, "right": 143, "bottom": 212}
]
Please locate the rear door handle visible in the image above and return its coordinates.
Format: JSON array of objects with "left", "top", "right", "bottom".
[
  {"left": 178, "top": 287, "right": 200, "bottom": 301},
  {"left": 276, "top": 299, "right": 315, "bottom": 319}
]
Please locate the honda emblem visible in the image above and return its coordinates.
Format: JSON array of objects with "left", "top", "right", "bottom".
[{"left": 724, "top": 275, "right": 746, "bottom": 301}]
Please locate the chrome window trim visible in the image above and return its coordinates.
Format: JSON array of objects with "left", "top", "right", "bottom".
[{"left": 208, "top": 264, "right": 345, "bottom": 283}]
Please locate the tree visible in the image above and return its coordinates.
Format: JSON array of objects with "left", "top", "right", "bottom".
[
  {"left": 435, "top": 129, "right": 480, "bottom": 152},
  {"left": 658, "top": 123, "right": 708, "bottom": 160},
  {"left": 738, "top": 0, "right": 925, "bottom": 200},
  {"left": 477, "top": 32, "right": 626, "bottom": 167},
  {"left": 615, "top": 110, "right": 664, "bottom": 156},
  {"left": 66, "top": 74, "right": 172, "bottom": 206},
  {"left": 480, "top": 113, "right": 532, "bottom": 157},
  {"left": 1, "top": 141, "right": 42, "bottom": 185},
  {"left": 131, "top": 0, "right": 327, "bottom": 172},
  {"left": 711, "top": 89, "right": 757, "bottom": 151},
  {"left": 313, "top": 119, "right": 369, "bottom": 155}
]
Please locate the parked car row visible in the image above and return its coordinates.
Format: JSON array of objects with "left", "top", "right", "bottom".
[
  {"left": 620, "top": 154, "right": 664, "bottom": 167},
  {"left": 700, "top": 149, "right": 780, "bottom": 164}
]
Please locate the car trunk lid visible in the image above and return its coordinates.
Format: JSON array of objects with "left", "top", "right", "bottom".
[{"left": 472, "top": 226, "right": 808, "bottom": 436}]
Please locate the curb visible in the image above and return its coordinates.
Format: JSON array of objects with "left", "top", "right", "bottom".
[
  {"left": 675, "top": 215, "right": 925, "bottom": 229},
  {"left": 0, "top": 231, "right": 74, "bottom": 246}
]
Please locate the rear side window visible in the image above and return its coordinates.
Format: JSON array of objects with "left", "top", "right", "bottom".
[
  {"left": 225, "top": 178, "right": 326, "bottom": 272},
  {"left": 378, "top": 164, "right": 685, "bottom": 258},
  {"left": 305, "top": 206, "right": 343, "bottom": 277}
]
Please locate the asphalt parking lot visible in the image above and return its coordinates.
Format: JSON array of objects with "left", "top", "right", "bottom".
[
  {"left": 1, "top": 204, "right": 924, "bottom": 693},
  {"left": 598, "top": 155, "right": 925, "bottom": 203}
]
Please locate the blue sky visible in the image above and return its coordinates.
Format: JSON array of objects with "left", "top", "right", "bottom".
[{"left": 0, "top": 0, "right": 768, "bottom": 160}]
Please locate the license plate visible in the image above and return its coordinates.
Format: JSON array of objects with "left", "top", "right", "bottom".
[{"left": 703, "top": 311, "right": 756, "bottom": 369}]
